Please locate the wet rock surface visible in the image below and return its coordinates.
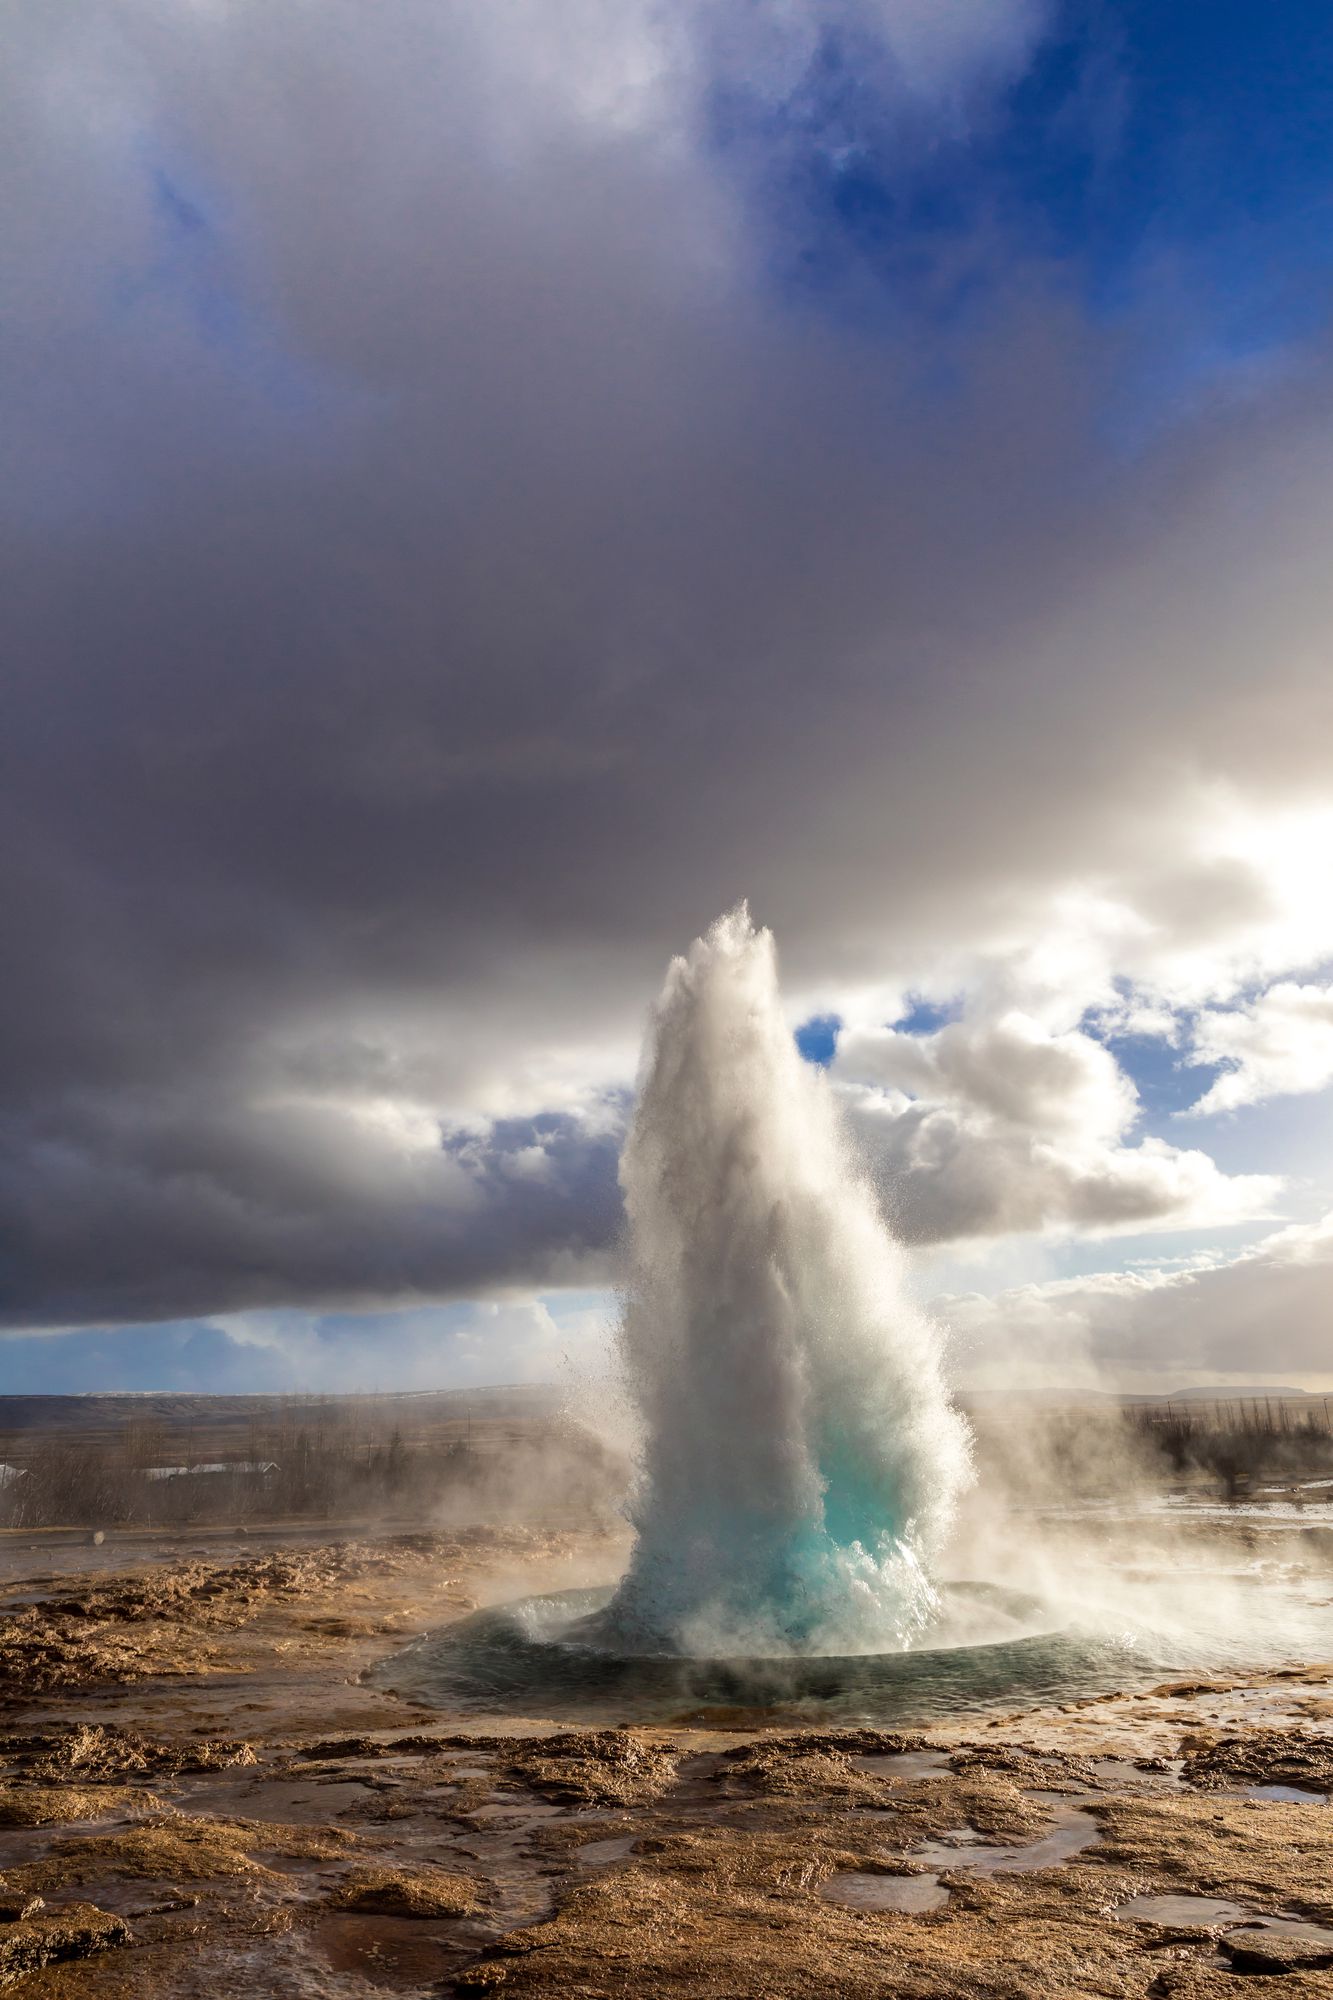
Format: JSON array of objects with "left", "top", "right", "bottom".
[
  {"left": 1181, "top": 1723, "right": 1333, "bottom": 1794},
  {"left": 328, "top": 1865, "right": 482, "bottom": 1918},
  {"left": 0, "top": 1534, "right": 555, "bottom": 1701},
  {"left": 0, "top": 1522, "right": 1329, "bottom": 1997},
  {"left": 0, "top": 1904, "right": 129, "bottom": 1988},
  {"left": 10, "top": 1725, "right": 257, "bottom": 1783},
  {"left": 1219, "top": 1920, "right": 1333, "bottom": 1973},
  {"left": 0, "top": 1893, "right": 45, "bottom": 1924},
  {"left": 501, "top": 1730, "right": 678, "bottom": 1808}
]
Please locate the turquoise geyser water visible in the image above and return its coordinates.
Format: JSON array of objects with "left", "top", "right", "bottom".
[
  {"left": 384, "top": 1582, "right": 1071, "bottom": 1726},
  {"left": 583, "top": 906, "right": 973, "bottom": 1659},
  {"left": 380, "top": 1551, "right": 1333, "bottom": 1726}
]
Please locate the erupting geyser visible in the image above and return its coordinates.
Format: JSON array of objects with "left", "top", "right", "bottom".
[
  {"left": 381, "top": 911, "right": 1331, "bottom": 1708},
  {"left": 388, "top": 906, "right": 1318, "bottom": 1713},
  {"left": 590, "top": 905, "right": 973, "bottom": 1658}
]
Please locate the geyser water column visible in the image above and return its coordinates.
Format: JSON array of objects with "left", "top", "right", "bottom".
[{"left": 596, "top": 905, "right": 973, "bottom": 1658}]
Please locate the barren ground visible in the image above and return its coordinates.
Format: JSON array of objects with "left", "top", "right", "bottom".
[{"left": 1, "top": 1521, "right": 1331, "bottom": 1999}]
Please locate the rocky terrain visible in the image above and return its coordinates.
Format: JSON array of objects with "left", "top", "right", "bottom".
[{"left": 0, "top": 1524, "right": 1330, "bottom": 1997}]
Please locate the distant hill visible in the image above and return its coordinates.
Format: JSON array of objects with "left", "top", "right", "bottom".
[
  {"left": 0, "top": 1385, "right": 562, "bottom": 1444},
  {"left": 958, "top": 1384, "right": 1313, "bottom": 1408},
  {"left": 1119, "top": 1385, "right": 1311, "bottom": 1403}
]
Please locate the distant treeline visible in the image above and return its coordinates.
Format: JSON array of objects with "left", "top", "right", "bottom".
[
  {"left": 0, "top": 1413, "right": 628, "bottom": 1531},
  {"left": 966, "top": 1395, "right": 1333, "bottom": 1504},
  {"left": 1127, "top": 1397, "right": 1333, "bottom": 1497},
  {"left": 5, "top": 1394, "right": 1330, "bottom": 1530}
]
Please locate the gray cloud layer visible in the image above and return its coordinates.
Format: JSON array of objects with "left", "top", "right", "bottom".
[
  {"left": 6, "top": 3, "right": 1333, "bottom": 1331},
  {"left": 835, "top": 1012, "right": 1275, "bottom": 1244},
  {"left": 942, "top": 1213, "right": 1333, "bottom": 1384}
]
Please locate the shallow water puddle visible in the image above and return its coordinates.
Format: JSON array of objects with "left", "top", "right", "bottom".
[
  {"left": 1219, "top": 1917, "right": 1333, "bottom": 1970},
  {"left": 1116, "top": 1896, "right": 1333, "bottom": 1960},
  {"left": 467, "top": 1799, "right": 565, "bottom": 1822},
  {"left": 1115, "top": 1894, "right": 1251, "bottom": 1927},
  {"left": 1091, "top": 1756, "right": 1183, "bottom": 1791},
  {"left": 914, "top": 1805, "right": 1099, "bottom": 1875},
  {"left": 820, "top": 1871, "right": 949, "bottom": 1913},
  {"left": 174, "top": 1775, "right": 377, "bottom": 1822},
  {"left": 315, "top": 1913, "right": 460, "bottom": 1987},
  {"left": 575, "top": 1833, "right": 638, "bottom": 1868},
  {"left": 1241, "top": 1781, "right": 1329, "bottom": 1804},
  {"left": 1226, "top": 1917, "right": 1333, "bottom": 1946},
  {"left": 850, "top": 1750, "right": 951, "bottom": 1781}
]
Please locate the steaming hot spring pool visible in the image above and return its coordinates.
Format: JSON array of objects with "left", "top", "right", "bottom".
[{"left": 375, "top": 1564, "right": 1333, "bottom": 1727}]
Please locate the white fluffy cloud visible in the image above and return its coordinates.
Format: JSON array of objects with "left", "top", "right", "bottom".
[
  {"left": 805, "top": 802, "right": 1333, "bottom": 1250},
  {"left": 838, "top": 1012, "right": 1135, "bottom": 1135},
  {"left": 939, "top": 1212, "right": 1333, "bottom": 1387},
  {"left": 833, "top": 1005, "right": 1277, "bottom": 1245},
  {"left": 1187, "top": 982, "right": 1333, "bottom": 1114}
]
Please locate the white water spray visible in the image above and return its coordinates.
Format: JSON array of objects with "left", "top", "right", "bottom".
[{"left": 597, "top": 906, "right": 973, "bottom": 1657}]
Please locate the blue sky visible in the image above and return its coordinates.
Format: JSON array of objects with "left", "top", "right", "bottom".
[
  {"left": 0, "top": 1294, "right": 610, "bottom": 1396},
  {"left": 717, "top": 2, "right": 1333, "bottom": 396}
]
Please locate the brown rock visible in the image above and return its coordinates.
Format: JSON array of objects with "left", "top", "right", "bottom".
[
  {"left": 0, "top": 1903, "right": 129, "bottom": 1986},
  {"left": 505, "top": 1730, "right": 677, "bottom": 1807},
  {"left": 296, "top": 1735, "right": 387, "bottom": 1760},
  {"left": 0, "top": 1783, "right": 147, "bottom": 1827},
  {"left": 0, "top": 1893, "right": 43, "bottom": 1925},
  {"left": 1220, "top": 1925, "right": 1333, "bottom": 1975},
  {"left": 329, "top": 1865, "right": 481, "bottom": 1918}
]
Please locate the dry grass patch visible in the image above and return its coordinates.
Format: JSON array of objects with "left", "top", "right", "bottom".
[
  {"left": 0, "top": 1785, "right": 155, "bottom": 1828},
  {"left": 504, "top": 1731, "right": 678, "bottom": 1808},
  {"left": 10, "top": 1722, "right": 257, "bottom": 1782},
  {"left": 0, "top": 1610, "right": 224, "bottom": 1696},
  {"left": 11, "top": 1813, "right": 356, "bottom": 1891},
  {"left": 328, "top": 1864, "right": 481, "bottom": 1917},
  {"left": 1090, "top": 1794, "right": 1333, "bottom": 1918},
  {"left": 453, "top": 1831, "right": 1152, "bottom": 2000},
  {"left": 1180, "top": 1726, "right": 1333, "bottom": 1793},
  {"left": 713, "top": 1739, "right": 901, "bottom": 1808}
]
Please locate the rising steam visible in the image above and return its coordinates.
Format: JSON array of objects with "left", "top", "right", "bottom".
[{"left": 596, "top": 906, "right": 973, "bottom": 1656}]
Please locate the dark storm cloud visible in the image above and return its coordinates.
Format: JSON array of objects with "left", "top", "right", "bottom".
[{"left": 5, "top": 3, "right": 1333, "bottom": 1330}]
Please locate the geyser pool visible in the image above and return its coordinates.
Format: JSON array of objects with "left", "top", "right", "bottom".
[
  {"left": 588, "top": 904, "right": 972, "bottom": 1659},
  {"left": 382, "top": 1581, "right": 1077, "bottom": 1726},
  {"left": 378, "top": 1562, "right": 1333, "bottom": 1728}
]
